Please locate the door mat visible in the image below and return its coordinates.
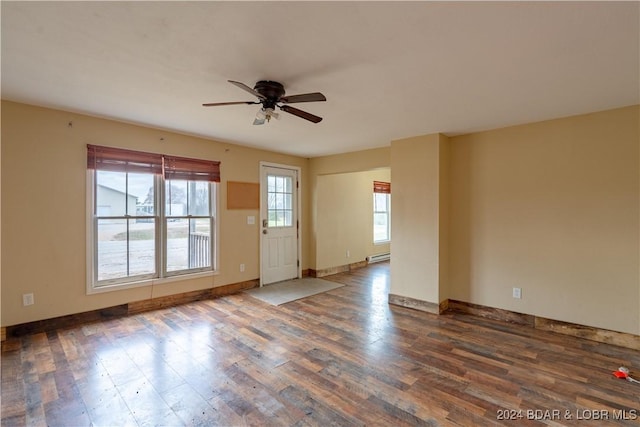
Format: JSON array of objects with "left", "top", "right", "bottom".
[{"left": 245, "top": 277, "right": 344, "bottom": 305}]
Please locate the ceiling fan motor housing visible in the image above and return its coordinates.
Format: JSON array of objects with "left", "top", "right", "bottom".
[{"left": 254, "top": 80, "right": 285, "bottom": 109}]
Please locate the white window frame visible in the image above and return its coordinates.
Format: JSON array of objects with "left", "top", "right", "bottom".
[
  {"left": 163, "top": 178, "right": 217, "bottom": 277},
  {"left": 373, "top": 192, "right": 391, "bottom": 244},
  {"left": 86, "top": 171, "right": 219, "bottom": 295}
]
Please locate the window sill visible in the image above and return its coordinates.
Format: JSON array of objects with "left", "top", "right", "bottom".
[{"left": 87, "top": 270, "right": 219, "bottom": 295}]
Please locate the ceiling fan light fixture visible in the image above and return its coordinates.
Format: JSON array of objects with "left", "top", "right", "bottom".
[
  {"left": 254, "top": 107, "right": 278, "bottom": 125},
  {"left": 265, "top": 108, "right": 278, "bottom": 121}
]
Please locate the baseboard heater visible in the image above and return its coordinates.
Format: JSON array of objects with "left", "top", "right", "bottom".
[{"left": 366, "top": 253, "right": 391, "bottom": 263}]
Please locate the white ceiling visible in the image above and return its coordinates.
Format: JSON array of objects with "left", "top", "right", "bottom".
[{"left": 2, "top": 2, "right": 638, "bottom": 158}]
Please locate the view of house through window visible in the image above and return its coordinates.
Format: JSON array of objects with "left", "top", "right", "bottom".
[
  {"left": 96, "top": 171, "right": 157, "bottom": 281},
  {"left": 88, "top": 145, "right": 219, "bottom": 288}
]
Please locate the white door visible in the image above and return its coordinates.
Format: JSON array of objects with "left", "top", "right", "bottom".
[{"left": 260, "top": 165, "right": 300, "bottom": 285}]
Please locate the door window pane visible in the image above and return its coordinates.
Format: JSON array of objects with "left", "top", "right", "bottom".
[{"left": 267, "top": 174, "right": 293, "bottom": 227}]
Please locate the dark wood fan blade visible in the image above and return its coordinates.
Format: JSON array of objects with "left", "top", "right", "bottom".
[
  {"left": 228, "top": 80, "right": 266, "bottom": 100},
  {"left": 202, "top": 101, "right": 258, "bottom": 107},
  {"left": 280, "top": 92, "right": 326, "bottom": 104},
  {"left": 280, "top": 105, "right": 323, "bottom": 123}
]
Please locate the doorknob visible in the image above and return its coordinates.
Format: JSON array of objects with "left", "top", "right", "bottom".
[
  {"left": 262, "top": 219, "right": 268, "bottom": 228},
  {"left": 263, "top": 229, "right": 268, "bottom": 234}
]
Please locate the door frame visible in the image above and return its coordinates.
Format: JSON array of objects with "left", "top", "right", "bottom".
[{"left": 259, "top": 161, "right": 302, "bottom": 286}]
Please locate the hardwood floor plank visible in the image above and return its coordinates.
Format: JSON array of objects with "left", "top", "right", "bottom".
[
  {"left": 224, "top": 362, "right": 300, "bottom": 424},
  {"left": 77, "top": 377, "right": 136, "bottom": 427},
  {"left": 365, "top": 394, "right": 439, "bottom": 426},
  {"left": 3, "top": 262, "right": 640, "bottom": 426},
  {"left": 279, "top": 384, "right": 361, "bottom": 427}
]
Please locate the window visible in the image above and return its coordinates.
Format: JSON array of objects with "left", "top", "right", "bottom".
[
  {"left": 266, "top": 174, "right": 293, "bottom": 227},
  {"left": 373, "top": 181, "right": 391, "bottom": 243},
  {"left": 165, "top": 180, "right": 212, "bottom": 273},
  {"left": 87, "top": 145, "right": 220, "bottom": 290},
  {"left": 95, "top": 171, "right": 157, "bottom": 281}
]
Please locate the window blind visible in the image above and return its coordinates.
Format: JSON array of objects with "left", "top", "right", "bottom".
[
  {"left": 87, "top": 145, "right": 221, "bottom": 182},
  {"left": 373, "top": 181, "right": 391, "bottom": 194},
  {"left": 87, "top": 144, "right": 163, "bottom": 174},
  {"left": 163, "top": 155, "right": 221, "bottom": 182}
]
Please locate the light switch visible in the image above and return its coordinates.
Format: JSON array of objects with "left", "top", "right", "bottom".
[{"left": 247, "top": 216, "right": 255, "bottom": 225}]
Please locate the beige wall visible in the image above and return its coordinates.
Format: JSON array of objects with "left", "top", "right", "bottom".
[
  {"left": 0, "top": 102, "right": 2, "bottom": 329},
  {"left": 390, "top": 134, "right": 448, "bottom": 305},
  {"left": 1, "top": 101, "right": 309, "bottom": 326},
  {"left": 315, "top": 169, "right": 391, "bottom": 270},
  {"left": 438, "top": 134, "right": 450, "bottom": 303},
  {"left": 3, "top": 100, "right": 638, "bottom": 336},
  {"left": 387, "top": 107, "right": 639, "bottom": 334},
  {"left": 308, "top": 147, "right": 390, "bottom": 269},
  {"left": 309, "top": 147, "right": 391, "bottom": 176},
  {"left": 449, "top": 106, "right": 639, "bottom": 334}
]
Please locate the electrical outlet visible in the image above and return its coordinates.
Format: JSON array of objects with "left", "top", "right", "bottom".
[
  {"left": 23, "top": 293, "right": 34, "bottom": 306},
  {"left": 512, "top": 287, "right": 522, "bottom": 299},
  {"left": 346, "top": 250, "right": 350, "bottom": 258},
  {"left": 240, "top": 263, "right": 245, "bottom": 272}
]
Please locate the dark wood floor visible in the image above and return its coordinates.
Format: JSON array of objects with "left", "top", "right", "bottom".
[{"left": 2, "top": 262, "right": 640, "bottom": 426}]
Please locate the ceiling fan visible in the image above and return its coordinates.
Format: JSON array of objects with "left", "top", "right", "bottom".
[{"left": 203, "top": 80, "right": 326, "bottom": 125}]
